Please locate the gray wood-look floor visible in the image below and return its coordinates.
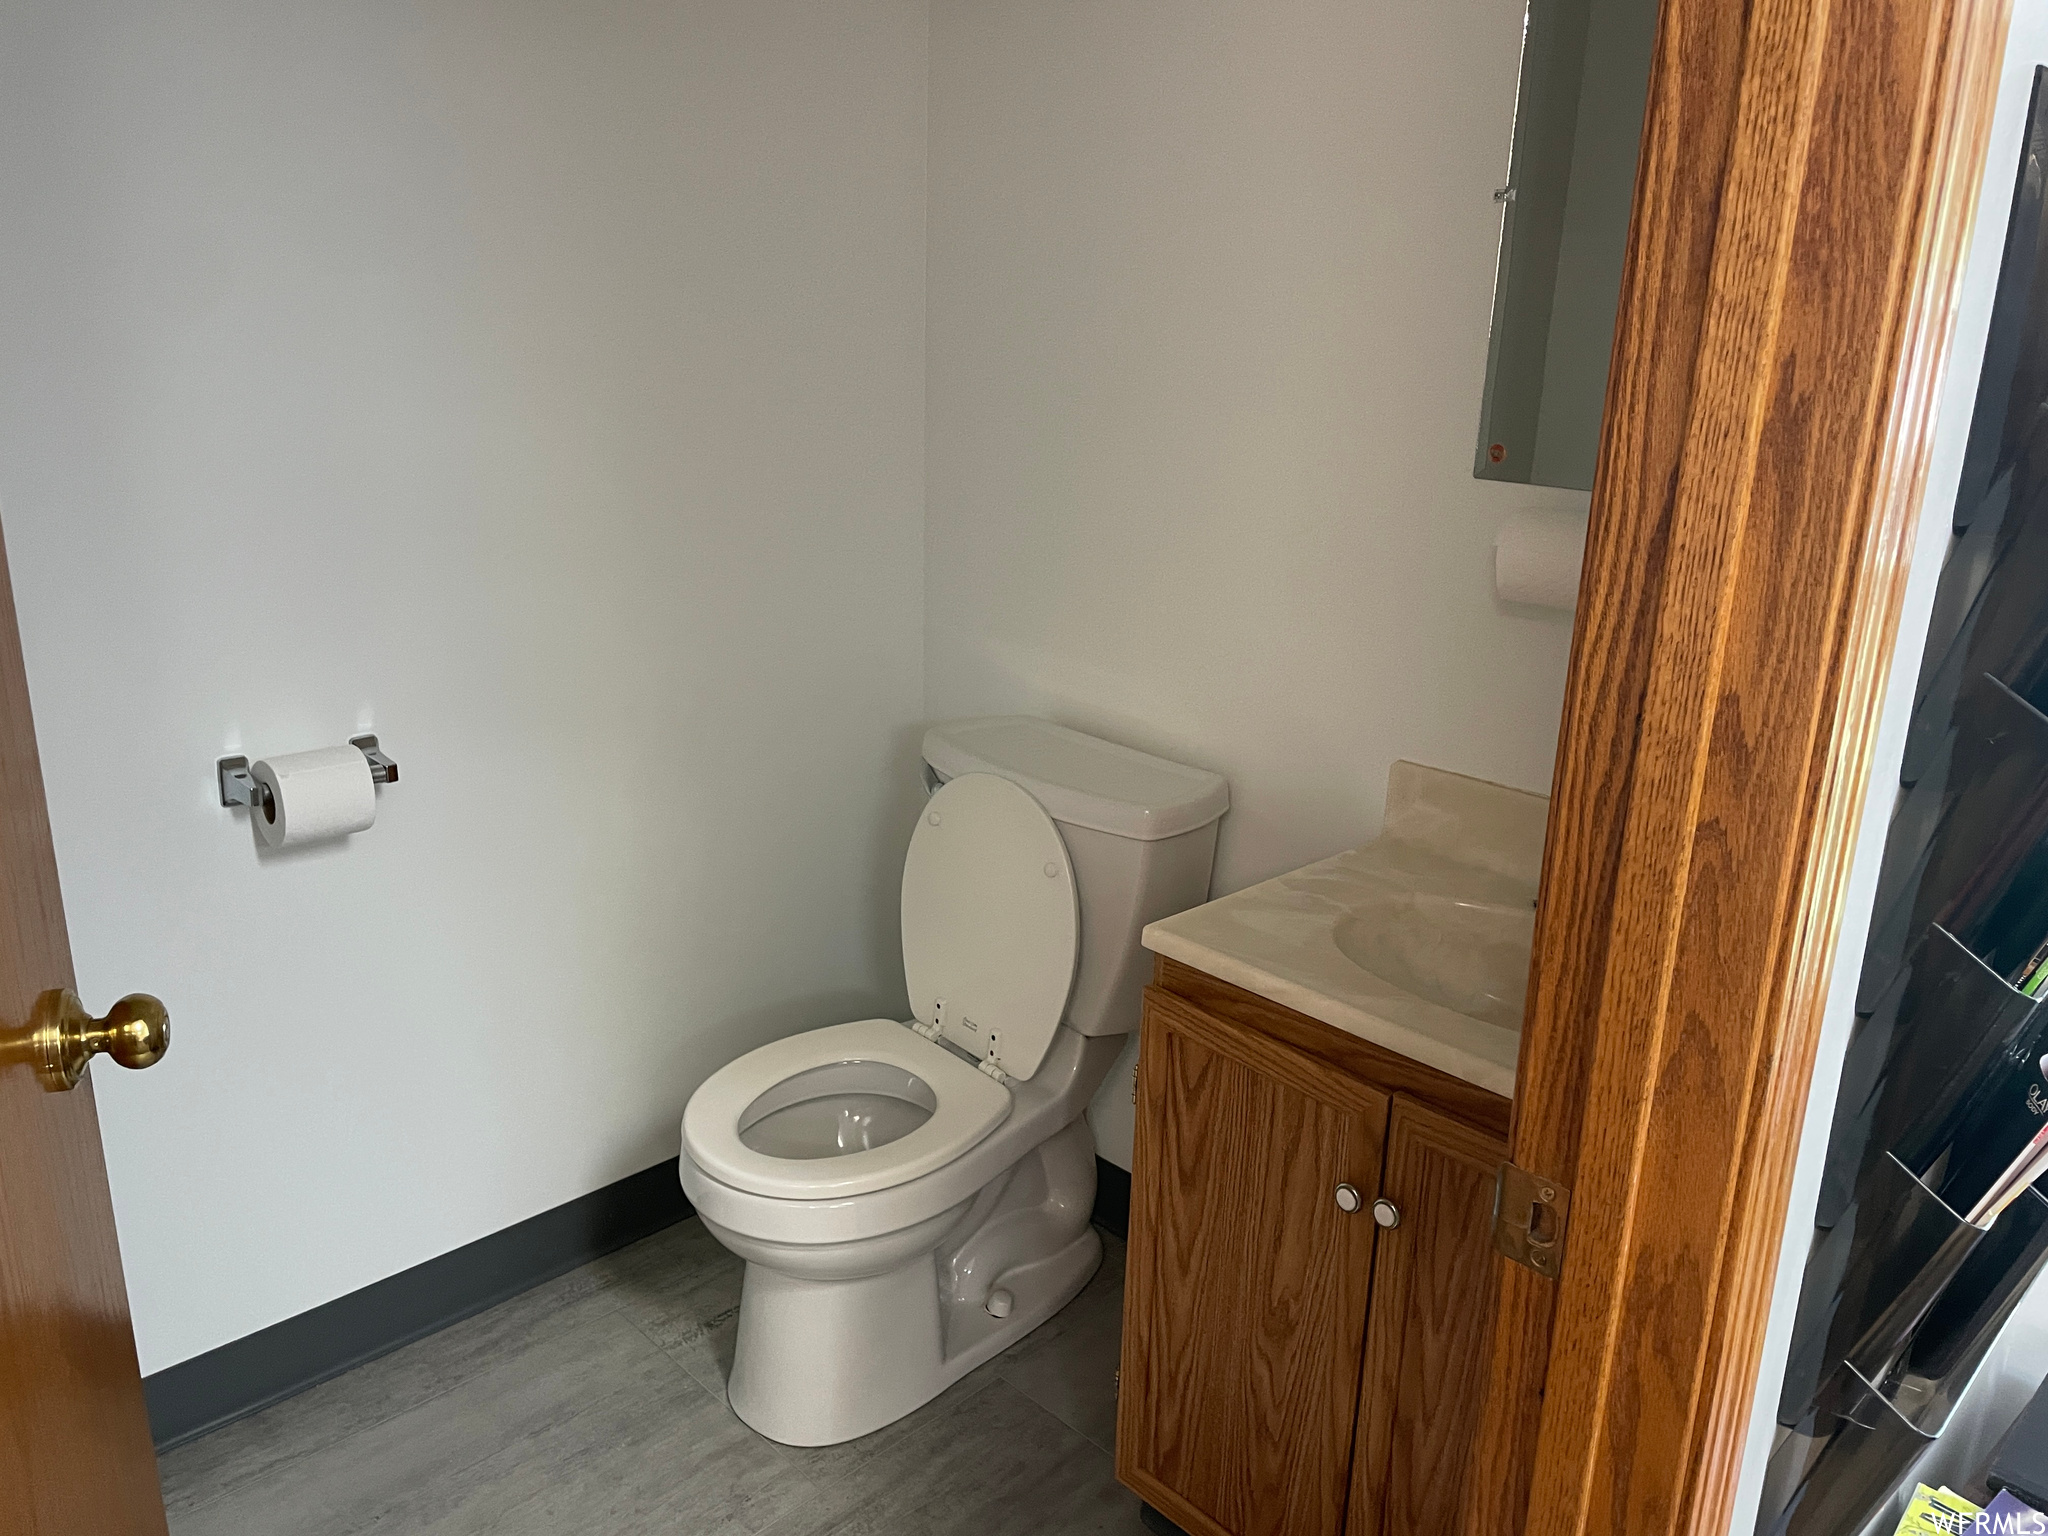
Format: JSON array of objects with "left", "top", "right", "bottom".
[{"left": 158, "top": 1219, "right": 1147, "bottom": 1536}]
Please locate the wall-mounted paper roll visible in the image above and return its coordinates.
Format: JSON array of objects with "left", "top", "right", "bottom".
[
  {"left": 1495, "top": 509, "right": 1590, "bottom": 612},
  {"left": 251, "top": 745, "right": 377, "bottom": 848}
]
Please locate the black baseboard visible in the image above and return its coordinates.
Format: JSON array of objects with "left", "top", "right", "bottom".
[
  {"left": 144, "top": 1157, "right": 692, "bottom": 1451},
  {"left": 1091, "top": 1155, "right": 1132, "bottom": 1239}
]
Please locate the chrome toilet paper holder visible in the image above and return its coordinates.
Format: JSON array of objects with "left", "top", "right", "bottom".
[{"left": 218, "top": 735, "right": 398, "bottom": 810}]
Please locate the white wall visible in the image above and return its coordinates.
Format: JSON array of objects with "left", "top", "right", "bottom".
[
  {"left": 4, "top": 0, "right": 1593, "bottom": 1362},
  {"left": 925, "top": 0, "right": 1588, "bottom": 1161},
  {"left": 0, "top": 0, "right": 930, "bottom": 1374},
  {"left": 1728, "top": 5, "right": 2048, "bottom": 1529}
]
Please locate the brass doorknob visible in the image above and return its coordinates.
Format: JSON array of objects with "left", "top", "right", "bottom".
[{"left": 23, "top": 989, "right": 169, "bottom": 1091}]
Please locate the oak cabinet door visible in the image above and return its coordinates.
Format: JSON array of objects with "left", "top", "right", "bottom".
[
  {"left": 1347, "top": 1094, "right": 1508, "bottom": 1536},
  {"left": 1117, "top": 989, "right": 1390, "bottom": 1536}
]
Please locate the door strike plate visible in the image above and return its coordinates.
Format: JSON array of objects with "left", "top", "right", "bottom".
[{"left": 1494, "top": 1161, "right": 1571, "bottom": 1279}]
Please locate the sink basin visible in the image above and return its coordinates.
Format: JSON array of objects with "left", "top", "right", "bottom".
[
  {"left": 1332, "top": 886, "right": 1535, "bottom": 1031},
  {"left": 1139, "top": 760, "right": 1549, "bottom": 1098}
]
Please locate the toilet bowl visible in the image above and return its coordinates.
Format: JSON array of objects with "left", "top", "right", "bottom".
[{"left": 679, "top": 717, "right": 1228, "bottom": 1447}]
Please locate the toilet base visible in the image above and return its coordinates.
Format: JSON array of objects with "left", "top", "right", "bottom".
[
  {"left": 937, "top": 1224, "right": 1103, "bottom": 1386},
  {"left": 721, "top": 1116, "right": 1103, "bottom": 1447}
]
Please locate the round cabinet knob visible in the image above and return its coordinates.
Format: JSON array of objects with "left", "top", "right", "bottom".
[
  {"left": 1372, "top": 1198, "right": 1402, "bottom": 1229},
  {"left": 1334, "top": 1182, "right": 1362, "bottom": 1213}
]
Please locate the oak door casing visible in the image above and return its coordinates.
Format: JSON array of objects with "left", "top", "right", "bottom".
[
  {"left": 1460, "top": 0, "right": 2017, "bottom": 1529},
  {"left": 1117, "top": 987, "right": 1390, "bottom": 1536},
  {"left": 1347, "top": 1097, "right": 1509, "bottom": 1536}
]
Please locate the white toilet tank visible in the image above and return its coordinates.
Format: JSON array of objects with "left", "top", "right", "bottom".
[{"left": 921, "top": 718, "right": 1228, "bottom": 1041}]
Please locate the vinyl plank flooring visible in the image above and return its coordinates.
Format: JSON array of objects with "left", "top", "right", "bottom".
[
  {"left": 160, "top": 1218, "right": 1144, "bottom": 1536},
  {"left": 585, "top": 1215, "right": 747, "bottom": 1399},
  {"left": 372, "top": 1344, "right": 820, "bottom": 1536},
  {"left": 764, "top": 1359, "right": 1010, "bottom": 1486},
  {"left": 157, "top": 1268, "right": 615, "bottom": 1518},
  {"left": 756, "top": 1377, "right": 1148, "bottom": 1536},
  {"left": 166, "top": 1300, "right": 678, "bottom": 1536},
  {"left": 995, "top": 1233, "right": 1126, "bottom": 1454}
]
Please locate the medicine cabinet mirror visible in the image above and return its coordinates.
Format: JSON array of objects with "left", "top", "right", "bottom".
[{"left": 1474, "top": 0, "right": 1660, "bottom": 490}]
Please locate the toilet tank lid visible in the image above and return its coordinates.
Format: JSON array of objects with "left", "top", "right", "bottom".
[{"left": 922, "top": 717, "right": 1228, "bottom": 841}]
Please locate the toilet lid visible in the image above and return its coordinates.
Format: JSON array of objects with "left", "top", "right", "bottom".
[{"left": 901, "top": 773, "right": 1078, "bottom": 1081}]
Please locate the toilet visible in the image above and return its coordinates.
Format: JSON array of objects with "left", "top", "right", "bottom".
[{"left": 679, "top": 716, "right": 1228, "bottom": 1446}]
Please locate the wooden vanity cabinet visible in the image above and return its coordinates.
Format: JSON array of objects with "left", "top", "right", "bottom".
[
  {"left": 1347, "top": 1097, "right": 1511, "bottom": 1536},
  {"left": 1117, "top": 961, "right": 1510, "bottom": 1536},
  {"left": 1118, "top": 985, "right": 1390, "bottom": 1536}
]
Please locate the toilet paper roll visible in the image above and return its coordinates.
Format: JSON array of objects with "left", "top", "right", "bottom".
[
  {"left": 251, "top": 745, "right": 377, "bottom": 848},
  {"left": 1495, "top": 510, "right": 1590, "bottom": 612}
]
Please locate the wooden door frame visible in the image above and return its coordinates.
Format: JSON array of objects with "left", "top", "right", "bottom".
[{"left": 1462, "top": 0, "right": 2017, "bottom": 1533}]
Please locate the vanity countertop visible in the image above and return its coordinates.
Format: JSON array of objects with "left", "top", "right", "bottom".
[{"left": 1141, "top": 761, "right": 1548, "bottom": 1100}]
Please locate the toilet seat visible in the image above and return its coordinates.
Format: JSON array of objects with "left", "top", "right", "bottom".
[{"left": 682, "top": 1019, "right": 1011, "bottom": 1200}]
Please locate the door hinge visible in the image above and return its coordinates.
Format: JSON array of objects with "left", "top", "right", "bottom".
[{"left": 1493, "top": 1161, "right": 1571, "bottom": 1279}]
